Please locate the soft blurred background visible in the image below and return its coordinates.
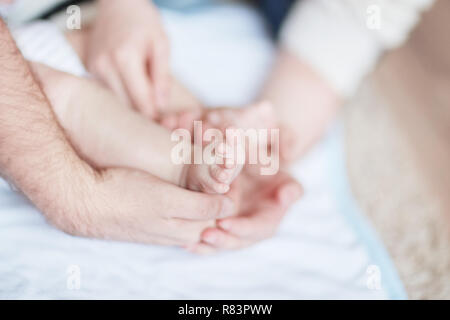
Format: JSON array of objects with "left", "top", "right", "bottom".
[
  {"left": 344, "top": 0, "right": 450, "bottom": 299},
  {"left": 1, "top": 0, "right": 449, "bottom": 299}
]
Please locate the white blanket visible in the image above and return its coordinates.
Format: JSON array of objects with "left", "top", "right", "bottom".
[{"left": 0, "top": 3, "right": 406, "bottom": 299}]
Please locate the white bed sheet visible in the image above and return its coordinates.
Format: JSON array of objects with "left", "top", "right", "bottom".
[{"left": 0, "top": 3, "right": 406, "bottom": 299}]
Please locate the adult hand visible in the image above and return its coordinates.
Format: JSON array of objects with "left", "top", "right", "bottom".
[
  {"left": 0, "top": 19, "right": 230, "bottom": 248},
  {"left": 87, "top": 0, "right": 170, "bottom": 118},
  {"left": 51, "top": 168, "right": 236, "bottom": 246},
  {"left": 186, "top": 167, "right": 303, "bottom": 253}
]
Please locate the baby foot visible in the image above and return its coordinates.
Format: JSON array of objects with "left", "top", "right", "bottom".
[
  {"left": 159, "top": 109, "right": 201, "bottom": 132},
  {"left": 180, "top": 140, "right": 244, "bottom": 194},
  {"left": 204, "top": 101, "right": 277, "bottom": 132},
  {"left": 159, "top": 101, "right": 277, "bottom": 133}
]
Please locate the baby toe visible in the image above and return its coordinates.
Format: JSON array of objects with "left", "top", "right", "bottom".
[
  {"left": 191, "top": 164, "right": 229, "bottom": 194},
  {"left": 216, "top": 142, "right": 235, "bottom": 163},
  {"left": 210, "top": 165, "right": 231, "bottom": 183},
  {"left": 213, "top": 183, "right": 230, "bottom": 194}
]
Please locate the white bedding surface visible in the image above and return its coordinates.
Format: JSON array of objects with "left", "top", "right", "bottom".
[{"left": 0, "top": 3, "right": 405, "bottom": 299}]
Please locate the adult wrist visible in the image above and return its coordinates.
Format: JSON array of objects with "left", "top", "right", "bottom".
[
  {"left": 0, "top": 18, "right": 101, "bottom": 236},
  {"left": 21, "top": 153, "right": 100, "bottom": 236}
]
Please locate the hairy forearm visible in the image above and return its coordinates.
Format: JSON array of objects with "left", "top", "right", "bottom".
[
  {"left": 260, "top": 49, "right": 341, "bottom": 162},
  {"left": 0, "top": 20, "right": 95, "bottom": 226}
]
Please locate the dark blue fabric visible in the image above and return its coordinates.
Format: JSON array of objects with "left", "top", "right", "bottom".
[
  {"left": 259, "top": 0, "right": 296, "bottom": 37},
  {"left": 152, "top": 0, "right": 298, "bottom": 38}
]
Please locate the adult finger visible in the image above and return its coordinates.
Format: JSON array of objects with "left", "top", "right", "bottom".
[
  {"left": 159, "top": 112, "right": 179, "bottom": 130},
  {"left": 150, "top": 39, "right": 170, "bottom": 110},
  {"left": 161, "top": 218, "right": 215, "bottom": 245},
  {"left": 88, "top": 53, "right": 130, "bottom": 105},
  {"left": 217, "top": 182, "right": 302, "bottom": 240},
  {"left": 94, "top": 59, "right": 131, "bottom": 107},
  {"left": 200, "top": 227, "right": 252, "bottom": 250},
  {"left": 115, "top": 48, "right": 156, "bottom": 119},
  {"left": 185, "top": 243, "right": 217, "bottom": 255},
  {"left": 217, "top": 207, "right": 282, "bottom": 240},
  {"left": 276, "top": 181, "right": 304, "bottom": 208},
  {"left": 162, "top": 186, "right": 237, "bottom": 221}
]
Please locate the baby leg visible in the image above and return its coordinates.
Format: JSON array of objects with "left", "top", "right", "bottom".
[
  {"left": 31, "top": 62, "right": 184, "bottom": 185},
  {"left": 31, "top": 63, "right": 241, "bottom": 193}
]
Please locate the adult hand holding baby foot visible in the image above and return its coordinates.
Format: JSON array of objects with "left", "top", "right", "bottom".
[
  {"left": 187, "top": 169, "right": 303, "bottom": 254},
  {"left": 159, "top": 101, "right": 302, "bottom": 253},
  {"left": 75, "top": 168, "right": 237, "bottom": 247},
  {"left": 87, "top": 0, "right": 170, "bottom": 118}
]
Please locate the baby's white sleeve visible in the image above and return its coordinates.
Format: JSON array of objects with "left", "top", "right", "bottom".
[
  {"left": 0, "top": 0, "right": 67, "bottom": 25},
  {"left": 280, "top": 0, "right": 435, "bottom": 97}
]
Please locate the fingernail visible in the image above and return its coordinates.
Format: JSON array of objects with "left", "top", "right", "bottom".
[
  {"left": 221, "top": 184, "right": 230, "bottom": 194},
  {"left": 218, "top": 220, "right": 231, "bottom": 231},
  {"left": 203, "top": 232, "right": 217, "bottom": 244},
  {"left": 220, "top": 198, "right": 235, "bottom": 218}
]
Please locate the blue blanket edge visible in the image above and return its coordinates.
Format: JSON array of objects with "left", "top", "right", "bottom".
[{"left": 326, "top": 125, "right": 408, "bottom": 300}]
